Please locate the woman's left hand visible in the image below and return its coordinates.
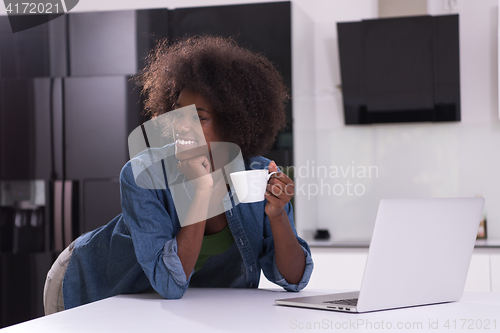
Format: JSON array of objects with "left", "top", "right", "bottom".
[{"left": 265, "top": 161, "right": 294, "bottom": 218}]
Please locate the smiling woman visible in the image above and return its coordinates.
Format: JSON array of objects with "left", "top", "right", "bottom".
[
  {"left": 42, "top": 35, "right": 314, "bottom": 315},
  {"left": 172, "top": 90, "right": 215, "bottom": 161}
]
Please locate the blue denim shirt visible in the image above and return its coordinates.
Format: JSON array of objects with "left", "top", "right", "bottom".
[{"left": 62, "top": 147, "right": 313, "bottom": 310}]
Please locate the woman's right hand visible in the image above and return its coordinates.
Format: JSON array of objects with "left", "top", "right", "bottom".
[{"left": 177, "top": 155, "right": 213, "bottom": 191}]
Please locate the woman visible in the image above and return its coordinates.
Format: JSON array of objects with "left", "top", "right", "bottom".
[{"left": 43, "top": 35, "right": 313, "bottom": 314}]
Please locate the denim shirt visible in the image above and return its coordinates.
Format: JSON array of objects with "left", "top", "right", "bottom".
[{"left": 62, "top": 146, "right": 314, "bottom": 310}]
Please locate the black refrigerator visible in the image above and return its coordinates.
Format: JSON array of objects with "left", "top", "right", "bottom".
[{"left": 0, "top": 1, "right": 293, "bottom": 327}]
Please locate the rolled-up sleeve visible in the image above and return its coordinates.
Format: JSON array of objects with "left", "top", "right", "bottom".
[
  {"left": 272, "top": 241, "right": 314, "bottom": 291},
  {"left": 162, "top": 238, "right": 194, "bottom": 287},
  {"left": 120, "top": 160, "right": 191, "bottom": 299},
  {"left": 259, "top": 202, "right": 314, "bottom": 291}
]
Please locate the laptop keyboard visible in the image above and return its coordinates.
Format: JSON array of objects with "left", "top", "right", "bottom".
[{"left": 323, "top": 298, "right": 358, "bottom": 306}]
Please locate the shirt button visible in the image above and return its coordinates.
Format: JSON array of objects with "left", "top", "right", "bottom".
[{"left": 249, "top": 283, "right": 253, "bottom": 287}]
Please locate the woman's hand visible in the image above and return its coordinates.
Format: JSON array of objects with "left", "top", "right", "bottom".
[
  {"left": 265, "top": 161, "right": 305, "bottom": 284},
  {"left": 177, "top": 155, "right": 213, "bottom": 191},
  {"left": 265, "top": 161, "right": 294, "bottom": 218}
]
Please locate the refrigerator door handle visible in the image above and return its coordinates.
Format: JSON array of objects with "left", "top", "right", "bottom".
[
  {"left": 63, "top": 180, "right": 74, "bottom": 248},
  {"left": 53, "top": 180, "right": 64, "bottom": 253}
]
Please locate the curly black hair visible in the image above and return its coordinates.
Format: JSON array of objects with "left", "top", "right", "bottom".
[{"left": 134, "top": 35, "right": 289, "bottom": 158}]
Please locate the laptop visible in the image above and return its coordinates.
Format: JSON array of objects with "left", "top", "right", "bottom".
[{"left": 276, "top": 197, "right": 485, "bottom": 313}]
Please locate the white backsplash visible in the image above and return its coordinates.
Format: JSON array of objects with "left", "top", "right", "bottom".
[{"left": 301, "top": 121, "right": 500, "bottom": 241}]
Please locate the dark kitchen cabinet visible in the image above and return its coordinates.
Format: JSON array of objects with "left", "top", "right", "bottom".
[
  {"left": 0, "top": 78, "right": 60, "bottom": 181},
  {"left": 0, "top": 252, "right": 54, "bottom": 327},
  {"left": 0, "top": 15, "right": 66, "bottom": 78},
  {"left": 68, "top": 9, "right": 170, "bottom": 76},
  {"left": 135, "top": 9, "right": 170, "bottom": 71},
  {"left": 64, "top": 76, "right": 141, "bottom": 179},
  {"left": 169, "top": 2, "right": 292, "bottom": 106},
  {"left": 82, "top": 179, "right": 121, "bottom": 233},
  {"left": 68, "top": 11, "right": 137, "bottom": 76},
  {"left": 0, "top": 79, "right": 37, "bottom": 180},
  {"left": 63, "top": 75, "right": 142, "bottom": 236}
]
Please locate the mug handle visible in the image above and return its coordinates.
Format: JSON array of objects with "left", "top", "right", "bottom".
[{"left": 267, "top": 171, "right": 277, "bottom": 182}]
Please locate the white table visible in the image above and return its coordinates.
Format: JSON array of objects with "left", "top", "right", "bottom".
[{"left": 2, "top": 289, "right": 500, "bottom": 332}]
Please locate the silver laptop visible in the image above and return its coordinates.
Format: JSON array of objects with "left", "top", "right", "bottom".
[{"left": 276, "top": 197, "right": 485, "bottom": 313}]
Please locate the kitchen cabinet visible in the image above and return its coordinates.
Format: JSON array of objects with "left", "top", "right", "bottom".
[
  {"left": 0, "top": 78, "right": 62, "bottom": 181},
  {"left": 69, "top": 11, "right": 137, "bottom": 76},
  {"left": 0, "top": 252, "right": 54, "bottom": 328},
  {"left": 64, "top": 76, "right": 139, "bottom": 180},
  {"left": 82, "top": 179, "right": 121, "bottom": 233},
  {"left": 68, "top": 9, "right": 170, "bottom": 77},
  {"left": 62, "top": 75, "right": 143, "bottom": 236},
  {"left": 258, "top": 246, "right": 500, "bottom": 292},
  {"left": 0, "top": 79, "right": 41, "bottom": 180},
  {"left": 491, "top": 253, "right": 500, "bottom": 292},
  {"left": 0, "top": 16, "right": 66, "bottom": 78}
]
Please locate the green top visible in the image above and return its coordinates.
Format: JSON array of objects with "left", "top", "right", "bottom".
[{"left": 194, "top": 224, "right": 235, "bottom": 272}]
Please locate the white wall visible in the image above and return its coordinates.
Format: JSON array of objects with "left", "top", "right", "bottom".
[
  {"left": 2, "top": 0, "right": 498, "bottom": 240},
  {"left": 310, "top": 0, "right": 500, "bottom": 240}
]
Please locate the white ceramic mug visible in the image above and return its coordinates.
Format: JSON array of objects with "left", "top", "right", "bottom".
[{"left": 230, "top": 170, "right": 277, "bottom": 203}]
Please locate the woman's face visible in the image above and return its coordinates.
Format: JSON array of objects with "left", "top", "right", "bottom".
[{"left": 172, "top": 89, "right": 221, "bottom": 161}]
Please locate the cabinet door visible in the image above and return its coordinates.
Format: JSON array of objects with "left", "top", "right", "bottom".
[
  {"left": 81, "top": 179, "right": 121, "bottom": 233},
  {"left": 0, "top": 15, "right": 66, "bottom": 78},
  {"left": 64, "top": 76, "right": 141, "bottom": 179},
  {"left": 68, "top": 9, "right": 171, "bottom": 76},
  {"left": 0, "top": 78, "right": 64, "bottom": 180},
  {"left": 136, "top": 8, "right": 170, "bottom": 72},
  {"left": 0, "top": 79, "right": 33, "bottom": 179},
  {"left": 258, "top": 247, "right": 369, "bottom": 290},
  {"left": 169, "top": 2, "right": 291, "bottom": 91},
  {"left": 68, "top": 10, "right": 137, "bottom": 76},
  {"left": 492, "top": 253, "right": 500, "bottom": 292},
  {"left": 170, "top": 2, "right": 291, "bottom": 105},
  {"left": 0, "top": 252, "right": 54, "bottom": 328}
]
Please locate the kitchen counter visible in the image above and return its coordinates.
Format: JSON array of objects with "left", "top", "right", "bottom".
[{"left": 2, "top": 289, "right": 500, "bottom": 332}]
